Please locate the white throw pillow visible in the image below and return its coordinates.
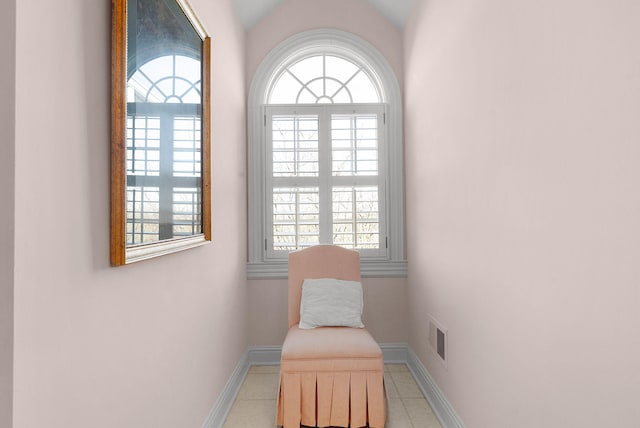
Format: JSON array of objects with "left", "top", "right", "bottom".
[{"left": 298, "top": 278, "right": 364, "bottom": 329}]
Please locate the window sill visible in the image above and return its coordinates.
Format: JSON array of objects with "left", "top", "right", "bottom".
[{"left": 246, "top": 259, "right": 408, "bottom": 279}]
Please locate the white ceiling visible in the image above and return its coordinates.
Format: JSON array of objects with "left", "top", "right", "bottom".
[{"left": 231, "top": 0, "right": 414, "bottom": 30}]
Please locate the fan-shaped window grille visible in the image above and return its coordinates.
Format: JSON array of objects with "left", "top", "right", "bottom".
[
  {"left": 268, "top": 55, "right": 381, "bottom": 104},
  {"left": 127, "top": 55, "right": 201, "bottom": 104}
]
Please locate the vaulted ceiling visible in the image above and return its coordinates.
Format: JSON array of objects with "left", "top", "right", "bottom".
[{"left": 231, "top": 0, "right": 414, "bottom": 29}]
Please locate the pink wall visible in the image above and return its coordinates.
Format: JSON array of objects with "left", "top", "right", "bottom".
[
  {"left": 248, "top": 278, "right": 409, "bottom": 346},
  {"left": 246, "top": 0, "right": 404, "bottom": 87},
  {"left": 0, "top": 1, "right": 16, "bottom": 426},
  {"left": 12, "top": 0, "right": 247, "bottom": 427},
  {"left": 404, "top": 0, "right": 640, "bottom": 426},
  {"left": 245, "top": 0, "right": 409, "bottom": 347}
]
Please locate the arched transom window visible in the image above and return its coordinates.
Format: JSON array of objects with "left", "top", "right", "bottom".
[{"left": 268, "top": 54, "right": 381, "bottom": 104}]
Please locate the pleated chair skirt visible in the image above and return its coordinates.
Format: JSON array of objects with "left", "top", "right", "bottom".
[
  {"left": 277, "top": 369, "right": 386, "bottom": 428},
  {"left": 277, "top": 326, "right": 386, "bottom": 428}
]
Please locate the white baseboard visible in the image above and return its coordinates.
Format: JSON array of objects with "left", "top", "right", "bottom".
[
  {"left": 407, "top": 347, "right": 466, "bottom": 428},
  {"left": 247, "top": 345, "right": 281, "bottom": 365},
  {"left": 203, "top": 343, "right": 464, "bottom": 428},
  {"left": 201, "top": 351, "right": 250, "bottom": 428},
  {"left": 379, "top": 343, "right": 408, "bottom": 363}
]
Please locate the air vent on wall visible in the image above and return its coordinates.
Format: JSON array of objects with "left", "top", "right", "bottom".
[{"left": 428, "top": 315, "right": 447, "bottom": 368}]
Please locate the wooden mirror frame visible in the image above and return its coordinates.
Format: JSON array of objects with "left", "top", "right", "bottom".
[{"left": 111, "top": 0, "right": 211, "bottom": 266}]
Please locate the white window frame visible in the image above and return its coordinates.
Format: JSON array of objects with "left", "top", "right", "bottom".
[
  {"left": 266, "top": 104, "right": 388, "bottom": 259},
  {"left": 247, "top": 29, "right": 406, "bottom": 278}
]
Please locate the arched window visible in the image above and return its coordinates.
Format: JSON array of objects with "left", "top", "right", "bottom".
[{"left": 248, "top": 30, "right": 406, "bottom": 278}]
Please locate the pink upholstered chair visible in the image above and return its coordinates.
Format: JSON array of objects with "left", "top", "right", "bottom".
[{"left": 276, "top": 245, "right": 386, "bottom": 428}]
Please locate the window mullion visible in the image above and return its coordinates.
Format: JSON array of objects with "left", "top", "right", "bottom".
[
  {"left": 318, "top": 107, "right": 332, "bottom": 245},
  {"left": 376, "top": 108, "right": 387, "bottom": 255},
  {"left": 159, "top": 112, "right": 174, "bottom": 241},
  {"left": 265, "top": 108, "right": 274, "bottom": 256}
]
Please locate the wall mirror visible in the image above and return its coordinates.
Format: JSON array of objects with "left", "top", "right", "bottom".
[{"left": 111, "top": 0, "right": 211, "bottom": 265}]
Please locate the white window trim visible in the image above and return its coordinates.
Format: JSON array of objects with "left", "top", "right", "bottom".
[{"left": 247, "top": 29, "right": 406, "bottom": 279}]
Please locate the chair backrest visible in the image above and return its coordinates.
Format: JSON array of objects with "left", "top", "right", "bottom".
[{"left": 288, "top": 245, "right": 361, "bottom": 327}]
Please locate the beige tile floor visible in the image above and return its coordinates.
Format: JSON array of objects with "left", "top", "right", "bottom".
[{"left": 223, "top": 363, "right": 442, "bottom": 428}]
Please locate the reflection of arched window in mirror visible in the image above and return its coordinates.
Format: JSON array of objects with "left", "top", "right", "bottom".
[
  {"left": 111, "top": 0, "right": 211, "bottom": 266},
  {"left": 125, "top": 54, "right": 203, "bottom": 246}
]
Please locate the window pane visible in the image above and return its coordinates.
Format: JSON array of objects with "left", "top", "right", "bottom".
[
  {"left": 288, "top": 56, "right": 323, "bottom": 85},
  {"left": 325, "top": 55, "right": 360, "bottom": 84},
  {"left": 324, "top": 79, "right": 341, "bottom": 98},
  {"left": 332, "top": 88, "right": 352, "bottom": 103},
  {"left": 346, "top": 70, "right": 380, "bottom": 103},
  {"left": 174, "top": 55, "right": 201, "bottom": 88},
  {"left": 306, "top": 79, "right": 324, "bottom": 97},
  {"left": 297, "top": 88, "right": 317, "bottom": 104},
  {"left": 126, "top": 186, "right": 160, "bottom": 245},
  {"left": 127, "top": 115, "right": 161, "bottom": 176},
  {"left": 273, "top": 187, "right": 320, "bottom": 251},
  {"left": 172, "top": 187, "right": 201, "bottom": 237},
  {"left": 269, "top": 71, "right": 302, "bottom": 104},
  {"left": 272, "top": 115, "right": 319, "bottom": 177},
  {"left": 332, "top": 186, "right": 379, "bottom": 249},
  {"left": 332, "top": 114, "right": 378, "bottom": 176},
  {"left": 173, "top": 116, "right": 201, "bottom": 177}
]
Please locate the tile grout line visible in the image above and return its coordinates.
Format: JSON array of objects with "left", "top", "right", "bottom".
[
  {"left": 387, "top": 364, "right": 440, "bottom": 428},
  {"left": 394, "top": 369, "right": 420, "bottom": 428},
  {"left": 386, "top": 365, "right": 416, "bottom": 428}
]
